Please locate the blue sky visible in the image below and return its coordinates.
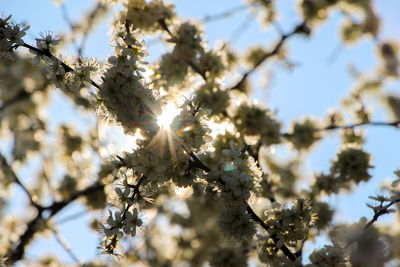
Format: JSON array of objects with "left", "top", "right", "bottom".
[{"left": 2, "top": 0, "right": 400, "bottom": 264}]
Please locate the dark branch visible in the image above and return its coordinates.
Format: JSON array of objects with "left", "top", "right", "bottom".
[
  {"left": 201, "top": 4, "right": 250, "bottom": 23},
  {"left": 0, "top": 153, "right": 41, "bottom": 209},
  {"left": 228, "top": 22, "right": 309, "bottom": 91},
  {"left": 51, "top": 228, "right": 80, "bottom": 264},
  {"left": 0, "top": 90, "right": 30, "bottom": 112},
  {"left": 365, "top": 198, "right": 400, "bottom": 228},
  {"left": 5, "top": 181, "right": 105, "bottom": 265},
  {"left": 321, "top": 120, "right": 400, "bottom": 131}
]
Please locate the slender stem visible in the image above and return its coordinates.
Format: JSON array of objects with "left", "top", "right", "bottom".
[
  {"left": 229, "top": 15, "right": 254, "bottom": 44},
  {"left": 281, "top": 120, "right": 400, "bottom": 139},
  {"left": 364, "top": 199, "right": 400, "bottom": 228},
  {"left": 228, "top": 22, "right": 309, "bottom": 91},
  {"left": 0, "top": 153, "right": 41, "bottom": 209},
  {"left": 57, "top": 210, "right": 87, "bottom": 225},
  {"left": 60, "top": 3, "right": 76, "bottom": 32},
  {"left": 344, "top": 197, "right": 400, "bottom": 251},
  {"left": 321, "top": 120, "right": 400, "bottom": 131},
  {"left": 51, "top": 228, "right": 80, "bottom": 264},
  {"left": 201, "top": 4, "right": 251, "bottom": 23}
]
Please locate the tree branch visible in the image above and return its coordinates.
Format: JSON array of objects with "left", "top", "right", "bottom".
[
  {"left": 321, "top": 120, "right": 400, "bottom": 131},
  {"left": 0, "top": 90, "right": 30, "bottom": 112},
  {"left": 5, "top": 181, "right": 105, "bottom": 265},
  {"left": 228, "top": 22, "right": 309, "bottom": 91},
  {"left": 364, "top": 198, "right": 400, "bottom": 229},
  {"left": 201, "top": 4, "right": 250, "bottom": 23},
  {"left": 51, "top": 227, "right": 80, "bottom": 264},
  {"left": 0, "top": 153, "right": 41, "bottom": 209}
]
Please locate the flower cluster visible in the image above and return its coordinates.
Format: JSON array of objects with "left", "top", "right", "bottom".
[
  {"left": 124, "top": 140, "right": 190, "bottom": 188},
  {"left": 193, "top": 82, "right": 230, "bottom": 117},
  {"left": 170, "top": 101, "right": 211, "bottom": 152},
  {"left": 217, "top": 207, "right": 256, "bottom": 241},
  {"left": 341, "top": 128, "right": 365, "bottom": 145},
  {"left": 0, "top": 55, "right": 47, "bottom": 162},
  {"left": 99, "top": 206, "right": 142, "bottom": 257},
  {"left": 0, "top": 15, "right": 29, "bottom": 58},
  {"left": 154, "top": 22, "right": 203, "bottom": 87},
  {"left": 119, "top": 0, "right": 175, "bottom": 33},
  {"left": 65, "top": 57, "right": 99, "bottom": 93},
  {"left": 340, "top": 3, "right": 380, "bottom": 44},
  {"left": 257, "top": 236, "right": 302, "bottom": 266},
  {"left": 42, "top": 58, "right": 67, "bottom": 89},
  {"left": 245, "top": 46, "right": 267, "bottom": 67},
  {"left": 327, "top": 219, "right": 395, "bottom": 266},
  {"left": 232, "top": 103, "right": 281, "bottom": 146},
  {"left": 264, "top": 198, "right": 316, "bottom": 246},
  {"left": 307, "top": 245, "right": 347, "bottom": 267},
  {"left": 103, "top": 207, "right": 142, "bottom": 238},
  {"left": 35, "top": 32, "right": 60, "bottom": 51},
  {"left": 98, "top": 22, "right": 161, "bottom": 136},
  {"left": 219, "top": 142, "right": 262, "bottom": 200},
  {"left": 377, "top": 41, "right": 399, "bottom": 78},
  {"left": 330, "top": 145, "right": 372, "bottom": 184},
  {"left": 286, "top": 117, "right": 320, "bottom": 150},
  {"left": 209, "top": 245, "right": 248, "bottom": 267},
  {"left": 313, "top": 144, "right": 372, "bottom": 195},
  {"left": 156, "top": 52, "right": 189, "bottom": 86},
  {"left": 171, "top": 23, "right": 203, "bottom": 61},
  {"left": 209, "top": 142, "right": 262, "bottom": 241},
  {"left": 197, "top": 50, "right": 225, "bottom": 78}
]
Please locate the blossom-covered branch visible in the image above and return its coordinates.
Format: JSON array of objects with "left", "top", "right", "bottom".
[
  {"left": 19, "top": 42, "right": 100, "bottom": 89},
  {"left": 188, "top": 151, "right": 297, "bottom": 261}
]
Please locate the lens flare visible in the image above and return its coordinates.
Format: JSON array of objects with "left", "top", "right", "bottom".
[{"left": 156, "top": 103, "right": 180, "bottom": 129}]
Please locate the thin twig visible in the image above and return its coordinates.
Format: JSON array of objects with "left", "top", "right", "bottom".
[
  {"left": 228, "top": 22, "right": 309, "bottom": 91},
  {"left": 321, "top": 120, "right": 400, "bottom": 131},
  {"left": 51, "top": 228, "right": 80, "bottom": 264},
  {"left": 229, "top": 15, "right": 254, "bottom": 44},
  {"left": 60, "top": 3, "right": 76, "bottom": 32},
  {"left": 0, "top": 153, "right": 41, "bottom": 209},
  {"left": 364, "top": 199, "right": 400, "bottom": 228},
  {"left": 77, "top": 3, "right": 106, "bottom": 58},
  {"left": 201, "top": 4, "right": 249, "bottom": 23},
  {"left": 281, "top": 120, "right": 400, "bottom": 139},
  {"left": 57, "top": 210, "right": 87, "bottom": 225}
]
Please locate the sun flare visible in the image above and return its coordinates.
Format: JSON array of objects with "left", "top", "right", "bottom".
[{"left": 156, "top": 103, "right": 181, "bottom": 129}]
